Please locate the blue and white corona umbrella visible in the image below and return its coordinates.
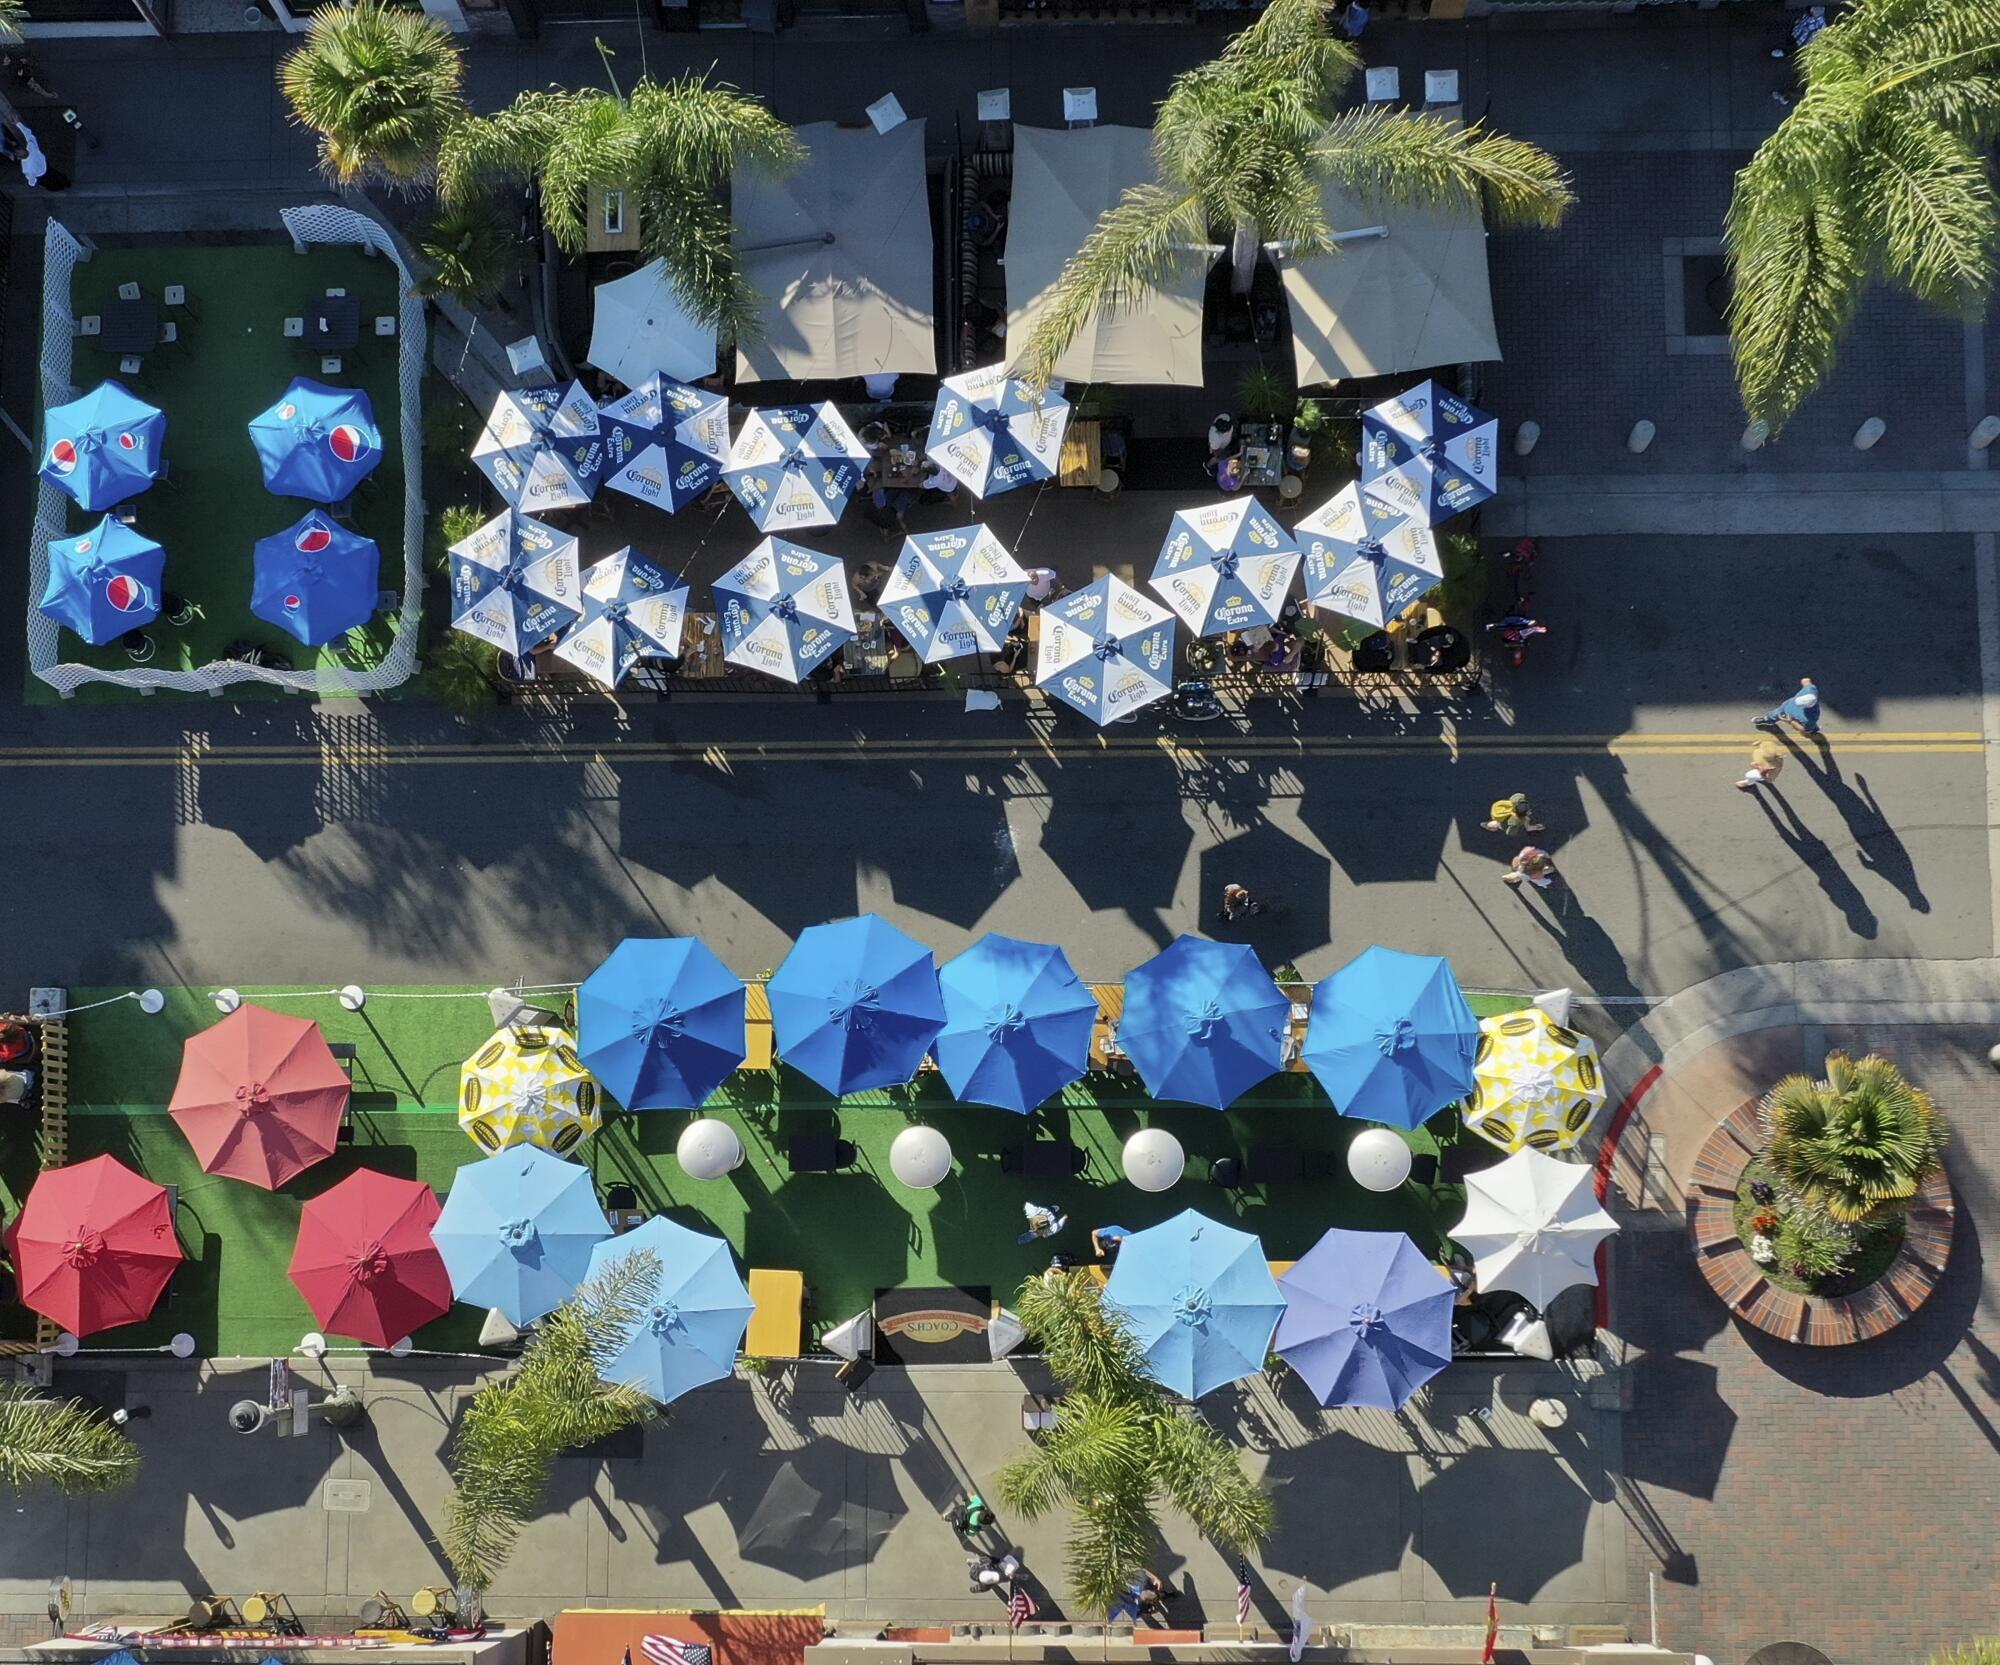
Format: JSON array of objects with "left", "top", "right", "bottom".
[
  {"left": 447, "top": 509, "right": 583, "bottom": 656},
  {"left": 924, "top": 365, "right": 1070, "bottom": 499},
  {"left": 597, "top": 375, "right": 730, "bottom": 512},
  {"left": 247, "top": 378, "right": 382, "bottom": 503},
  {"left": 722, "top": 404, "right": 870, "bottom": 533},
  {"left": 552, "top": 547, "right": 690, "bottom": 690},
  {"left": 876, "top": 525, "right": 1028, "bottom": 663},
  {"left": 40, "top": 381, "right": 166, "bottom": 512},
  {"left": 1151, "top": 500, "right": 1300, "bottom": 637},
  {"left": 1360, "top": 379, "right": 1500, "bottom": 526},
  {"left": 1295, "top": 483, "right": 1444, "bottom": 629},
  {"left": 471, "top": 382, "right": 605, "bottom": 516},
  {"left": 714, "top": 537, "right": 855, "bottom": 683},
  {"left": 1035, "top": 574, "right": 1177, "bottom": 724},
  {"left": 251, "top": 511, "right": 380, "bottom": 647},
  {"left": 39, "top": 517, "right": 164, "bottom": 644}
]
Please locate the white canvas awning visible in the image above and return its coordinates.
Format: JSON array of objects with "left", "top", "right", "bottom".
[
  {"left": 1003, "top": 125, "right": 1204, "bottom": 388},
  {"left": 732, "top": 120, "right": 937, "bottom": 383}
]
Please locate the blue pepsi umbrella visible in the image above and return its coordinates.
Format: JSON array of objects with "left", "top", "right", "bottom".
[
  {"left": 582, "top": 1215, "right": 754, "bottom": 1404},
  {"left": 472, "top": 382, "right": 605, "bottom": 515},
  {"left": 251, "top": 511, "right": 380, "bottom": 647},
  {"left": 40, "top": 380, "right": 165, "bottom": 512},
  {"left": 1119, "top": 937, "right": 1287, "bottom": 1109},
  {"left": 1102, "top": 1208, "right": 1285, "bottom": 1399},
  {"left": 447, "top": 508, "right": 582, "bottom": 657},
  {"left": 924, "top": 364, "right": 1070, "bottom": 499},
  {"left": 247, "top": 377, "right": 382, "bottom": 503},
  {"left": 39, "top": 517, "right": 164, "bottom": 645},
  {"left": 430, "top": 1144, "right": 611, "bottom": 1326},
  {"left": 1295, "top": 483, "right": 1444, "bottom": 629},
  {"left": 1274, "top": 1228, "right": 1453, "bottom": 1409},
  {"left": 768, "top": 914, "right": 945, "bottom": 1096},
  {"left": 1301, "top": 945, "right": 1478, "bottom": 1131},
  {"left": 598, "top": 374, "right": 730, "bottom": 512},
  {"left": 1150, "top": 500, "right": 1300, "bottom": 638},
  {"left": 552, "top": 547, "right": 690, "bottom": 690},
  {"left": 935, "top": 934, "right": 1097, "bottom": 1114},
  {"left": 1360, "top": 379, "right": 1500, "bottom": 527},
  {"left": 577, "top": 937, "right": 747, "bottom": 1110},
  {"left": 877, "top": 525, "right": 1028, "bottom": 663},
  {"left": 714, "top": 537, "right": 855, "bottom": 683},
  {"left": 722, "top": 404, "right": 870, "bottom": 532},
  {"left": 1034, "top": 574, "right": 1178, "bottom": 725}
]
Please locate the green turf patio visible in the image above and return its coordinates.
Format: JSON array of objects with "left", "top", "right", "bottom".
[
  {"left": 0, "top": 984, "right": 1526, "bottom": 1358},
  {"left": 32, "top": 244, "right": 409, "bottom": 703}
]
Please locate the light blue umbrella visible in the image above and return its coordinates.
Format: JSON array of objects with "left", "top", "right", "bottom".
[
  {"left": 552, "top": 547, "right": 690, "bottom": 690},
  {"left": 471, "top": 382, "right": 605, "bottom": 515},
  {"left": 577, "top": 937, "right": 747, "bottom": 1110},
  {"left": 430, "top": 1145, "right": 610, "bottom": 1326},
  {"left": 714, "top": 537, "right": 855, "bottom": 683},
  {"left": 1360, "top": 379, "right": 1500, "bottom": 527},
  {"left": 1102, "top": 1208, "right": 1285, "bottom": 1399},
  {"left": 1294, "top": 483, "right": 1444, "bottom": 629},
  {"left": 250, "top": 511, "right": 380, "bottom": 647},
  {"left": 768, "top": 914, "right": 945, "bottom": 1096},
  {"left": 39, "top": 517, "right": 164, "bottom": 644},
  {"left": 40, "top": 380, "right": 166, "bottom": 512},
  {"left": 447, "top": 508, "right": 583, "bottom": 657},
  {"left": 247, "top": 377, "right": 382, "bottom": 503},
  {"left": 1034, "top": 574, "right": 1178, "bottom": 725},
  {"left": 1301, "top": 945, "right": 1478, "bottom": 1131},
  {"left": 598, "top": 374, "right": 730, "bottom": 512},
  {"left": 582, "top": 1215, "right": 754, "bottom": 1404},
  {"left": 1274, "top": 1227, "right": 1454, "bottom": 1410},
  {"left": 723, "top": 404, "right": 871, "bottom": 532},
  {"left": 1119, "top": 937, "right": 1287, "bottom": 1109},
  {"left": 1150, "top": 499, "right": 1300, "bottom": 638},
  {"left": 935, "top": 934, "right": 1097, "bottom": 1114},
  {"left": 924, "top": 364, "right": 1070, "bottom": 499},
  {"left": 877, "top": 525, "right": 1029, "bottom": 663}
]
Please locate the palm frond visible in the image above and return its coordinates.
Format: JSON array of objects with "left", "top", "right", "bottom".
[
  {"left": 1308, "top": 107, "right": 1574, "bottom": 229},
  {"left": 1855, "top": 111, "right": 2000, "bottom": 306},
  {"left": 1146, "top": 1409, "right": 1275, "bottom": 1549},
  {"left": 1725, "top": 174, "right": 1867, "bottom": 431},
  {"left": 635, "top": 177, "right": 763, "bottom": 338},
  {"left": 1759, "top": 1051, "right": 1945, "bottom": 1224},
  {"left": 279, "top": 1, "right": 466, "bottom": 187},
  {"left": 1015, "top": 1272, "right": 1155, "bottom": 1400},
  {"left": 0, "top": 1385, "right": 141, "bottom": 1494},
  {"left": 1062, "top": 1488, "right": 1157, "bottom": 1613}
]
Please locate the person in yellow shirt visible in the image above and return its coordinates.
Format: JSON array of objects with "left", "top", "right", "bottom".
[{"left": 1482, "top": 792, "right": 1545, "bottom": 838}]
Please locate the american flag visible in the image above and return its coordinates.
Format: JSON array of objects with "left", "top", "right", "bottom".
[
  {"left": 1235, "top": 1559, "right": 1253, "bottom": 1626},
  {"left": 642, "top": 1637, "right": 712, "bottom": 1665},
  {"left": 1007, "top": 1587, "right": 1037, "bottom": 1630}
]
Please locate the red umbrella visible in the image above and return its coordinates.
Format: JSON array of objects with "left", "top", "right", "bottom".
[
  {"left": 168, "top": 1003, "right": 350, "bottom": 1190},
  {"left": 288, "top": 1170, "right": 451, "bottom": 1347},
  {"left": 11, "top": 1154, "right": 182, "bottom": 1336}
]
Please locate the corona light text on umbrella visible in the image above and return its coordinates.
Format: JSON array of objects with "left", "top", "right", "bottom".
[
  {"left": 447, "top": 508, "right": 583, "bottom": 657},
  {"left": 552, "top": 547, "right": 690, "bottom": 690},
  {"left": 472, "top": 382, "right": 605, "bottom": 516},
  {"left": 714, "top": 537, "right": 855, "bottom": 683},
  {"left": 1035, "top": 574, "right": 1178, "bottom": 725},
  {"left": 925, "top": 365, "right": 1070, "bottom": 499},
  {"left": 40, "top": 380, "right": 166, "bottom": 512},
  {"left": 247, "top": 377, "right": 382, "bottom": 503},
  {"left": 723, "top": 404, "right": 871, "bottom": 533},
  {"left": 877, "top": 525, "right": 1028, "bottom": 663},
  {"left": 458, "top": 1025, "right": 602, "bottom": 1155},
  {"left": 1462, "top": 1007, "right": 1606, "bottom": 1154},
  {"left": 251, "top": 511, "right": 380, "bottom": 647},
  {"left": 597, "top": 374, "right": 730, "bottom": 513},
  {"left": 1360, "top": 379, "right": 1500, "bottom": 527},
  {"left": 1295, "top": 483, "right": 1444, "bottom": 629},
  {"left": 1150, "top": 500, "right": 1300, "bottom": 638},
  {"left": 39, "top": 517, "right": 164, "bottom": 645}
]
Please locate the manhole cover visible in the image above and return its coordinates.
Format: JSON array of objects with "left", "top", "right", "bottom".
[{"left": 322, "top": 1479, "right": 372, "bottom": 1513}]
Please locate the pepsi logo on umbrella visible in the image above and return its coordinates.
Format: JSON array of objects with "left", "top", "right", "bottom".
[
  {"left": 106, "top": 573, "right": 152, "bottom": 614},
  {"left": 328, "top": 423, "right": 370, "bottom": 464},
  {"left": 46, "top": 437, "right": 78, "bottom": 474},
  {"left": 296, "top": 518, "right": 335, "bottom": 554}
]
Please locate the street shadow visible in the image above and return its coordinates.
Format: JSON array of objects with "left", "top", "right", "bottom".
[
  {"left": 1258, "top": 1428, "right": 1413, "bottom": 1587},
  {"left": 1197, "top": 824, "right": 1333, "bottom": 965},
  {"left": 1781, "top": 737, "right": 1930, "bottom": 914},
  {"left": 1747, "top": 786, "right": 1879, "bottom": 940},
  {"left": 1616, "top": 1352, "right": 1738, "bottom": 1502},
  {"left": 1415, "top": 1446, "right": 1596, "bottom": 1600},
  {"left": 1502, "top": 875, "right": 1645, "bottom": 1001},
  {"left": 1035, "top": 759, "right": 1194, "bottom": 934}
]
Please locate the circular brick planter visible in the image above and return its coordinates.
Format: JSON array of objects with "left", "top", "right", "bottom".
[{"left": 1685, "top": 1098, "right": 1954, "bottom": 1346}]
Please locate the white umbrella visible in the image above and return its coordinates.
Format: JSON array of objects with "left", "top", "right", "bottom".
[
  {"left": 987, "top": 1305, "right": 1026, "bottom": 1360},
  {"left": 821, "top": 1310, "right": 874, "bottom": 1361},
  {"left": 1450, "top": 1147, "right": 1618, "bottom": 1308},
  {"left": 587, "top": 259, "right": 718, "bottom": 387}
]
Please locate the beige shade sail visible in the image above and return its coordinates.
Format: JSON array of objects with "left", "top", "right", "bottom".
[
  {"left": 1003, "top": 125, "right": 1205, "bottom": 388},
  {"left": 733, "top": 119, "right": 937, "bottom": 383}
]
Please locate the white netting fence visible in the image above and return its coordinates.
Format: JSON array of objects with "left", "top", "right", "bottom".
[{"left": 29, "top": 207, "right": 427, "bottom": 698}]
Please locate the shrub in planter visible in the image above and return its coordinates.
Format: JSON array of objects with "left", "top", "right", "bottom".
[{"left": 1761, "top": 1051, "right": 1945, "bottom": 1226}]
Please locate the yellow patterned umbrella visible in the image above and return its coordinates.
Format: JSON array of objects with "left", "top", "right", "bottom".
[
  {"left": 1462, "top": 1007, "right": 1604, "bottom": 1153},
  {"left": 458, "top": 1026, "right": 601, "bottom": 1155}
]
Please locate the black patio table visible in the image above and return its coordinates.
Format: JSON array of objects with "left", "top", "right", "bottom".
[
  {"left": 102, "top": 296, "right": 159, "bottom": 356},
  {"left": 303, "top": 293, "right": 361, "bottom": 352},
  {"left": 788, "top": 1132, "right": 853, "bottom": 1173},
  {"left": 1014, "top": 1141, "right": 1086, "bottom": 1178},
  {"left": 1244, "top": 1144, "right": 1304, "bottom": 1184}
]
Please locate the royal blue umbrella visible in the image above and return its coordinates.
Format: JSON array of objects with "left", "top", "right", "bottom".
[
  {"left": 722, "top": 404, "right": 870, "bottom": 532},
  {"left": 1360, "top": 379, "right": 1500, "bottom": 527},
  {"left": 1301, "top": 945, "right": 1478, "bottom": 1131},
  {"left": 598, "top": 374, "right": 730, "bottom": 512},
  {"left": 1119, "top": 937, "right": 1287, "bottom": 1109},
  {"left": 714, "top": 537, "right": 855, "bottom": 683},
  {"left": 250, "top": 511, "right": 380, "bottom": 647},
  {"left": 1102, "top": 1209, "right": 1285, "bottom": 1399},
  {"left": 577, "top": 937, "right": 747, "bottom": 1110},
  {"left": 1295, "top": 483, "right": 1443, "bottom": 629},
  {"left": 768, "top": 914, "right": 945, "bottom": 1096},
  {"left": 925, "top": 364, "right": 1070, "bottom": 499},
  {"left": 447, "top": 508, "right": 582, "bottom": 657},
  {"left": 551, "top": 547, "right": 690, "bottom": 690},
  {"left": 583, "top": 1216, "right": 754, "bottom": 1404},
  {"left": 472, "top": 382, "right": 605, "bottom": 515},
  {"left": 1150, "top": 500, "right": 1300, "bottom": 638},
  {"left": 247, "top": 377, "right": 382, "bottom": 503},
  {"left": 1034, "top": 574, "right": 1178, "bottom": 725},
  {"left": 1275, "top": 1228, "right": 1451, "bottom": 1410},
  {"left": 877, "top": 526, "right": 1029, "bottom": 663},
  {"left": 39, "top": 517, "right": 164, "bottom": 645},
  {"left": 430, "top": 1144, "right": 611, "bottom": 1326},
  {"left": 40, "top": 380, "right": 165, "bottom": 512},
  {"left": 935, "top": 934, "right": 1097, "bottom": 1114}
]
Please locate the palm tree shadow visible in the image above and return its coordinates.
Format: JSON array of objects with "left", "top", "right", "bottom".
[
  {"left": 1780, "top": 736, "right": 1930, "bottom": 913},
  {"left": 1748, "top": 786, "right": 1879, "bottom": 939}
]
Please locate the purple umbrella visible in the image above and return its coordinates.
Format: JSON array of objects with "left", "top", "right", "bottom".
[{"left": 1273, "top": 1228, "right": 1454, "bottom": 1410}]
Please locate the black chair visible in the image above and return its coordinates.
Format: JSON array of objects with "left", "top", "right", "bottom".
[
  {"left": 328, "top": 1043, "right": 357, "bottom": 1143},
  {"left": 788, "top": 1134, "right": 857, "bottom": 1173},
  {"left": 1208, "top": 1155, "right": 1242, "bottom": 1188},
  {"left": 605, "top": 1183, "right": 639, "bottom": 1212},
  {"left": 1244, "top": 1145, "right": 1304, "bottom": 1185},
  {"left": 1408, "top": 1153, "right": 1440, "bottom": 1186}
]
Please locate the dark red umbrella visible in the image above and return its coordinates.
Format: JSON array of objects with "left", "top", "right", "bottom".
[
  {"left": 11, "top": 1154, "right": 182, "bottom": 1336},
  {"left": 168, "top": 1003, "right": 350, "bottom": 1190},
  {"left": 288, "top": 1170, "right": 451, "bottom": 1347}
]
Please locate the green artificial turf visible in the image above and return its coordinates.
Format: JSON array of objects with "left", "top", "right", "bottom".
[
  {"left": 0, "top": 986, "right": 1527, "bottom": 1358},
  {"left": 31, "top": 245, "right": 409, "bottom": 703}
]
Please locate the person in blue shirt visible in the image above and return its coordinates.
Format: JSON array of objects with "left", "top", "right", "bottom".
[
  {"left": 1756, "top": 676, "right": 1823, "bottom": 738},
  {"left": 1091, "top": 1224, "right": 1131, "bottom": 1264}
]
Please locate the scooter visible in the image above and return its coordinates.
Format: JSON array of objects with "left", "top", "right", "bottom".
[{"left": 1486, "top": 537, "right": 1550, "bottom": 668}]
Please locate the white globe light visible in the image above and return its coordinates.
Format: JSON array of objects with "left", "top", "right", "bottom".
[
  {"left": 213, "top": 988, "right": 242, "bottom": 1015},
  {"left": 890, "top": 1125, "right": 954, "bottom": 1189},
  {"left": 677, "top": 1118, "right": 744, "bottom": 1180},
  {"left": 1122, "top": 1127, "right": 1185, "bottom": 1193},
  {"left": 1348, "top": 1127, "right": 1414, "bottom": 1193},
  {"left": 136, "top": 989, "right": 165, "bottom": 1015}
]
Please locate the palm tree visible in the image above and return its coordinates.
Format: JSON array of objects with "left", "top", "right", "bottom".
[
  {"left": 0, "top": 0, "right": 25, "bottom": 43},
  {"left": 0, "top": 1384, "right": 142, "bottom": 1494},
  {"left": 442, "top": 1250, "right": 661, "bottom": 1591},
  {"left": 1012, "top": 0, "right": 1573, "bottom": 390},
  {"left": 1726, "top": 0, "right": 2000, "bottom": 432},
  {"left": 1760, "top": 1051, "right": 1946, "bottom": 1226},
  {"left": 998, "top": 1273, "right": 1272, "bottom": 1613},
  {"left": 438, "top": 74, "right": 802, "bottom": 341},
  {"left": 416, "top": 197, "right": 527, "bottom": 308},
  {"left": 280, "top": 0, "right": 467, "bottom": 187}
]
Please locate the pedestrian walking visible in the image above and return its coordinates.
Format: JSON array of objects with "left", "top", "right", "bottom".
[
  {"left": 1501, "top": 846, "right": 1557, "bottom": 889},
  {"left": 1480, "top": 792, "right": 1546, "bottom": 838},
  {"left": 1755, "top": 676, "right": 1822, "bottom": 737},
  {"left": 1018, "top": 1201, "right": 1068, "bottom": 1244},
  {"left": 1736, "top": 737, "right": 1787, "bottom": 791}
]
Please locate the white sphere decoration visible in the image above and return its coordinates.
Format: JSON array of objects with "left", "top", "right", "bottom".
[
  {"left": 168, "top": 1332, "right": 197, "bottom": 1359},
  {"left": 298, "top": 1332, "right": 328, "bottom": 1358},
  {"left": 890, "top": 1125, "right": 954, "bottom": 1189},
  {"left": 1347, "top": 1127, "right": 1414, "bottom": 1192},
  {"left": 1122, "top": 1127, "right": 1186, "bottom": 1193},
  {"left": 213, "top": 988, "right": 242, "bottom": 1015},
  {"left": 677, "top": 1118, "right": 745, "bottom": 1180},
  {"left": 1988, "top": 1042, "right": 2000, "bottom": 1071},
  {"left": 338, "top": 984, "right": 368, "bottom": 1012},
  {"left": 137, "top": 989, "right": 165, "bottom": 1015}
]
